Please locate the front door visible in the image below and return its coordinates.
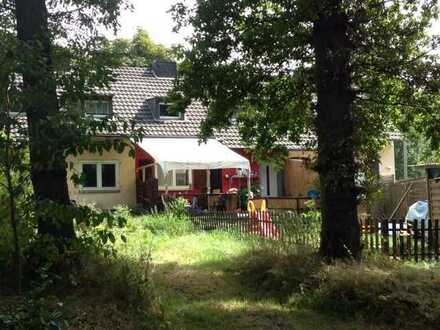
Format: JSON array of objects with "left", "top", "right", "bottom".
[{"left": 210, "top": 169, "right": 222, "bottom": 192}]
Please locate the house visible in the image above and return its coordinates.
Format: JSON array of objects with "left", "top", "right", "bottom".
[{"left": 66, "top": 62, "right": 398, "bottom": 209}]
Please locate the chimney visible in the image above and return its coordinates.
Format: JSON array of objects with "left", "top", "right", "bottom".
[{"left": 152, "top": 61, "right": 177, "bottom": 78}]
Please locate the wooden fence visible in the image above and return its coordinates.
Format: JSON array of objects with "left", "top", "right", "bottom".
[
  {"left": 361, "top": 218, "right": 440, "bottom": 262},
  {"left": 190, "top": 210, "right": 320, "bottom": 248},
  {"left": 253, "top": 197, "right": 318, "bottom": 211},
  {"left": 370, "top": 177, "right": 427, "bottom": 219},
  {"left": 190, "top": 210, "right": 440, "bottom": 262}
]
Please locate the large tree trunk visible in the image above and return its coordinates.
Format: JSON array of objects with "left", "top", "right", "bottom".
[
  {"left": 15, "top": 0, "right": 75, "bottom": 241},
  {"left": 313, "top": 1, "right": 361, "bottom": 259}
]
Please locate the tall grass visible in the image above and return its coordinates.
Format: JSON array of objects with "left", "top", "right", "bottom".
[
  {"left": 235, "top": 230, "right": 440, "bottom": 329},
  {"left": 274, "top": 210, "right": 321, "bottom": 249},
  {"left": 66, "top": 206, "right": 198, "bottom": 329}
]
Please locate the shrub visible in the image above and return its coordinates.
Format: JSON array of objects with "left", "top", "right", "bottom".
[
  {"left": 307, "top": 260, "right": 440, "bottom": 328},
  {"left": 0, "top": 192, "right": 35, "bottom": 291},
  {"left": 237, "top": 242, "right": 440, "bottom": 329},
  {"left": 0, "top": 295, "right": 68, "bottom": 330},
  {"left": 276, "top": 210, "right": 321, "bottom": 249},
  {"left": 143, "top": 213, "right": 193, "bottom": 236},
  {"left": 77, "top": 253, "right": 169, "bottom": 329},
  {"left": 166, "top": 197, "right": 190, "bottom": 220},
  {"left": 142, "top": 211, "right": 193, "bottom": 237},
  {"left": 236, "top": 241, "right": 321, "bottom": 300}
]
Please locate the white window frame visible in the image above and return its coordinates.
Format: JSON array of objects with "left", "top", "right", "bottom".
[
  {"left": 155, "top": 164, "right": 192, "bottom": 190},
  {"left": 159, "top": 102, "right": 183, "bottom": 121},
  {"left": 140, "top": 163, "right": 155, "bottom": 183},
  {"left": 79, "top": 160, "right": 120, "bottom": 192},
  {"left": 84, "top": 99, "right": 112, "bottom": 119}
]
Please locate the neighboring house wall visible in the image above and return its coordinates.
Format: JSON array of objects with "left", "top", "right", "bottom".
[
  {"left": 66, "top": 144, "right": 136, "bottom": 209},
  {"left": 379, "top": 142, "right": 396, "bottom": 178},
  {"left": 284, "top": 150, "right": 319, "bottom": 197},
  {"left": 259, "top": 144, "right": 396, "bottom": 199}
]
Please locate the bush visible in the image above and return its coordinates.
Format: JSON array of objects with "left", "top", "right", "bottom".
[
  {"left": 236, "top": 243, "right": 321, "bottom": 300},
  {"left": 0, "top": 295, "right": 68, "bottom": 330},
  {"left": 166, "top": 197, "right": 189, "bottom": 220},
  {"left": 76, "top": 253, "right": 169, "bottom": 329},
  {"left": 307, "top": 260, "right": 440, "bottom": 328},
  {"left": 112, "top": 201, "right": 193, "bottom": 238},
  {"left": 0, "top": 193, "right": 35, "bottom": 290},
  {"left": 276, "top": 210, "right": 321, "bottom": 249},
  {"left": 236, "top": 241, "right": 440, "bottom": 329},
  {"left": 141, "top": 213, "right": 193, "bottom": 236},
  {"left": 140, "top": 201, "right": 193, "bottom": 237}
]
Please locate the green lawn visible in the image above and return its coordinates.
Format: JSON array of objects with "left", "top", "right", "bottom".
[
  {"left": 144, "top": 231, "right": 384, "bottom": 330},
  {"left": 0, "top": 211, "right": 431, "bottom": 329}
]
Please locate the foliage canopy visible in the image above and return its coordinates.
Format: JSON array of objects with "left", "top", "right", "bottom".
[
  {"left": 104, "top": 28, "right": 174, "bottom": 67},
  {"left": 171, "top": 0, "right": 440, "bottom": 169}
]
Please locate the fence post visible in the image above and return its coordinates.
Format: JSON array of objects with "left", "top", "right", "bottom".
[
  {"left": 436, "top": 219, "right": 439, "bottom": 262},
  {"left": 374, "top": 218, "right": 379, "bottom": 252},
  {"left": 381, "top": 219, "right": 389, "bottom": 255},
  {"left": 414, "top": 219, "right": 419, "bottom": 262},
  {"left": 392, "top": 220, "right": 397, "bottom": 259},
  {"left": 428, "top": 219, "right": 433, "bottom": 261},
  {"left": 421, "top": 220, "right": 426, "bottom": 261},
  {"left": 361, "top": 218, "right": 365, "bottom": 249},
  {"left": 399, "top": 219, "right": 404, "bottom": 259},
  {"left": 406, "top": 219, "right": 411, "bottom": 260}
]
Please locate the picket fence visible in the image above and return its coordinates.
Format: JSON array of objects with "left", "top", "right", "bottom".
[{"left": 190, "top": 210, "right": 440, "bottom": 262}]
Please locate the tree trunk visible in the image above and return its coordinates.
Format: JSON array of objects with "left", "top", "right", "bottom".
[
  {"left": 15, "top": 0, "right": 75, "bottom": 241},
  {"left": 313, "top": 1, "right": 361, "bottom": 259}
]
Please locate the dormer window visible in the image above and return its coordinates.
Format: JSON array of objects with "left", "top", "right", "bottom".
[
  {"left": 84, "top": 99, "right": 112, "bottom": 118},
  {"left": 159, "top": 103, "right": 183, "bottom": 120}
]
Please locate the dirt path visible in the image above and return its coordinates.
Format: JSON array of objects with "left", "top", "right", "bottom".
[{"left": 151, "top": 233, "right": 377, "bottom": 330}]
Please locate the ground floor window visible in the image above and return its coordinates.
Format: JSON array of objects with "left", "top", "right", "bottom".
[
  {"left": 80, "top": 161, "right": 119, "bottom": 191},
  {"left": 156, "top": 165, "right": 192, "bottom": 190}
]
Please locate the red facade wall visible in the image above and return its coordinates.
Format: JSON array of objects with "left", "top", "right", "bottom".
[
  {"left": 221, "top": 149, "right": 260, "bottom": 192},
  {"left": 135, "top": 145, "right": 259, "bottom": 201},
  {"left": 135, "top": 145, "right": 154, "bottom": 180}
]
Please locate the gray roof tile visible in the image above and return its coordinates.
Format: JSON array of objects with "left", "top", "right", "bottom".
[
  {"left": 111, "top": 67, "right": 309, "bottom": 149},
  {"left": 111, "top": 67, "right": 209, "bottom": 138}
]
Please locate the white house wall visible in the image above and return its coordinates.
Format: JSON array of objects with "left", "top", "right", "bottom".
[
  {"left": 378, "top": 142, "right": 396, "bottom": 178},
  {"left": 259, "top": 163, "right": 280, "bottom": 197}
]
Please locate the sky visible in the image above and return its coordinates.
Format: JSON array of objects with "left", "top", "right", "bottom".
[
  {"left": 108, "top": 0, "right": 440, "bottom": 47},
  {"left": 105, "top": 0, "right": 194, "bottom": 47}
]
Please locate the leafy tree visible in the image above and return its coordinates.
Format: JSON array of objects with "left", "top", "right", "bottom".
[
  {"left": 394, "top": 137, "right": 432, "bottom": 181},
  {"left": 0, "top": 64, "right": 29, "bottom": 294},
  {"left": 0, "top": 0, "right": 141, "bottom": 245},
  {"left": 105, "top": 27, "right": 174, "bottom": 67},
  {"left": 170, "top": 0, "right": 440, "bottom": 259}
]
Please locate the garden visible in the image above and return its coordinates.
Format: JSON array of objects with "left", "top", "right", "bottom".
[{"left": 3, "top": 199, "right": 440, "bottom": 329}]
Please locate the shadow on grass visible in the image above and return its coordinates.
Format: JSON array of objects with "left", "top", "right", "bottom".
[{"left": 151, "top": 254, "right": 380, "bottom": 330}]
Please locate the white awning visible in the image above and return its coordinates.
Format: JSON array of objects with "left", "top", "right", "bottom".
[{"left": 138, "top": 138, "right": 250, "bottom": 173}]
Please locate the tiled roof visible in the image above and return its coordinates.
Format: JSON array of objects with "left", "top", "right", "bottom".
[
  {"left": 214, "top": 126, "right": 314, "bottom": 150},
  {"left": 7, "top": 66, "right": 400, "bottom": 149},
  {"left": 111, "top": 67, "right": 311, "bottom": 150},
  {"left": 111, "top": 67, "right": 208, "bottom": 138}
]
